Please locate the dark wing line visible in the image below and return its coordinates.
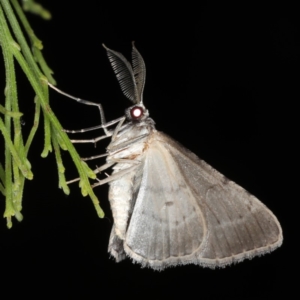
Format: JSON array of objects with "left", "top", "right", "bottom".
[{"left": 214, "top": 191, "right": 251, "bottom": 251}]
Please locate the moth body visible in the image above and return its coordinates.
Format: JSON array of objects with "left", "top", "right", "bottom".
[{"left": 107, "top": 115, "right": 155, "bottom": 240}]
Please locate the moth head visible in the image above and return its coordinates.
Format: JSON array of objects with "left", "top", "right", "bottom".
[{"left": 126, "top": 105, "right": 149, "bottom": 122}]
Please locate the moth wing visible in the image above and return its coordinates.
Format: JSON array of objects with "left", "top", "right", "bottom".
[
  {"left": 124, "top": 133, "right": 206, "bottom": 270},
  {"left": 123, "top": 131, "right": 282, "bottom": 270}
]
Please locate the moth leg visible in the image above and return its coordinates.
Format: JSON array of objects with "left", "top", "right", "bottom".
[
  {"left": 63, "top": 115, "right": 128, "bottom": 183},
  {"left": 64, "top": 116, "right": 125, "bottom": 135},
  {"left": 68, "top": 117, "right": 127, "bottom": 145},
  {"left": 81, "top": 153, "right": 108, "bottom": 161},
  {"left": 92, "top": 163, "right": 139, "bottom": 187},
  {"left": 66, "top": 177, "right": 81, "bottom": 185},
  {"left": 48, "top": 82, "right": 113, "bottom": 136},
  {"left": 92, "top": 158, "right": 140, "bottom": 187},
  {"left": 65, "top": 161, "right": 116, "bottom": 185},
  {"left": 66, "top": 158, "right": 137, "bottom": 186},
  {"left": 94, "top": 162, "right": 116, "bottom": 174},
  {"left": 69, "top": 133, "right": 111, "bottom": 144},
  {"left": 111, "top": 117, "right": 125, "bottom": 141},
  {"left": 108, "top": 158, "right": 141, "bottom": 165},
  {"left": 67, "top": 156, "right": 140, "bottom": 186}
]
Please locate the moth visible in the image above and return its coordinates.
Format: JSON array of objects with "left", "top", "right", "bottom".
[{"left": 54, "top": 43, "right": 283, "bottom": 270}]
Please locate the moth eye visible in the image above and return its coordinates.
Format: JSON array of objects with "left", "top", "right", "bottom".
[{"left": 130, "top": 106, "right": 144, "bottom": 120}]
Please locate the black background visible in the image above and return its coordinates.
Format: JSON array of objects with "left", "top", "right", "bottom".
[{"left": 0, "top": 1, "right": 297, "bottom": 298}]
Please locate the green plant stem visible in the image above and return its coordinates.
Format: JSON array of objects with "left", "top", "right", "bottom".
[
  {"left": 0, "top": 0, "right": 104, "bottom": 226},
  {"left": 0, "top": 104, "right": 22, "bottom": 117},
  {"left": 51, "top": 125, "right": 70, "bottom": 195},
  {"left": 24, "top": 95, "right": 40, "bottom": 153},
  {"left": 11, "top": 0, "right": 55, "bottom": 82}
]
